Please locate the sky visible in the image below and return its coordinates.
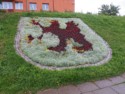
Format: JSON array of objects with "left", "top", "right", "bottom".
[{"left": 75, "top": 0, "right": 125, "bottom": 16}]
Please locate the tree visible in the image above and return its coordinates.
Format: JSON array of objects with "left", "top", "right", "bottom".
[{"left": 98, "top": 4, "right": 120, "bottom": 16}]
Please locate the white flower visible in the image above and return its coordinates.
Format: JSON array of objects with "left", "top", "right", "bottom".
[{"left": 42, "top": 32, "right": 60, "bottom": 47}]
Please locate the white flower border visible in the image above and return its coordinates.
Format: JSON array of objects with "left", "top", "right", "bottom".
[{"left": 14, "top": 17, "right": 112, "bottom": 70}]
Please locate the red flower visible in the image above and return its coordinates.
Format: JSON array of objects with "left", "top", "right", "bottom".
[{"left": 29, "top": 20, "right": 93, "bottom": 52}]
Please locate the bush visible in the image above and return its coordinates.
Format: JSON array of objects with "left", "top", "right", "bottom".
[
  {"left": 98, "top": 4, "right": 120, "bottom": 16},
  {"left": 0, "top": 9, "right": 6, "bottom": 13}
]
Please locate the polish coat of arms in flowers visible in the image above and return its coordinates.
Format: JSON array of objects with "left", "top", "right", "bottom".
[{"left": 15, "top": 17, "right": 112, "bottom": 70}]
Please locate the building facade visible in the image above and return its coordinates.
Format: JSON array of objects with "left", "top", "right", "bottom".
[{"left": 0, "top": 0, "right": 74, "bottom": 12}]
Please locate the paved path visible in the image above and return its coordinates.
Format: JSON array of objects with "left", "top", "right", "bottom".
[{"left": 37, "top": 73, "right": 125, "bottom": 94}]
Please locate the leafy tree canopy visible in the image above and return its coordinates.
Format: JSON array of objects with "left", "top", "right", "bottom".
[{"left": 98, "top": 4, "right": 120, "bottom": 16}]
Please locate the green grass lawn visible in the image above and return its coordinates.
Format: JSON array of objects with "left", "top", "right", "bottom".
[{"left": 0, "top": 12, "right": 125, "bottom": 94}]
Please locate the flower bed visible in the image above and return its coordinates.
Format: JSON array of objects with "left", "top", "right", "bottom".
[{"left": 15, "top": 17, "right": 112, "bottom": 69}]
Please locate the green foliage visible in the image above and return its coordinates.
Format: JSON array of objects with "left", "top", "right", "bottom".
[
  {"left": 0, "top": 12, "right": 125, "bottom": 94},
  {"left": 98, "top": 4, "right": 120, "bottom": 16},
  {"left": 0, "top": 10, "right": 6, "bottom": 13}
]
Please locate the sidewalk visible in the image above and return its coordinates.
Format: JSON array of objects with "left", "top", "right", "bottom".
[{"left": 37, "top": 73, "right": 125, "bottom": 94}]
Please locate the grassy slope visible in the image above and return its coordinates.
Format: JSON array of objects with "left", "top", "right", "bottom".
[{"left": 0, "top": 12, "right": 125, "bottom": 94}]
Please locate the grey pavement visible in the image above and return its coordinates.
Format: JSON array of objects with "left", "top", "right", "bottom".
[{"left": 37, "top": 73, "right": 125, "bottom": 94}]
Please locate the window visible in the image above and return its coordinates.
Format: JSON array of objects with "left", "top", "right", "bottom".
[
  {"left": 42, "top": 3, "right": 49, "bottom": 11},
  {"left": 15, "top": 2, "right": 23, "bottom": 10},
  {"left": 29, "top": 3, "right": 37, "bottom": 10},
  {"left": 2, "top": 2, "right": 13, "bottom": 9}
]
